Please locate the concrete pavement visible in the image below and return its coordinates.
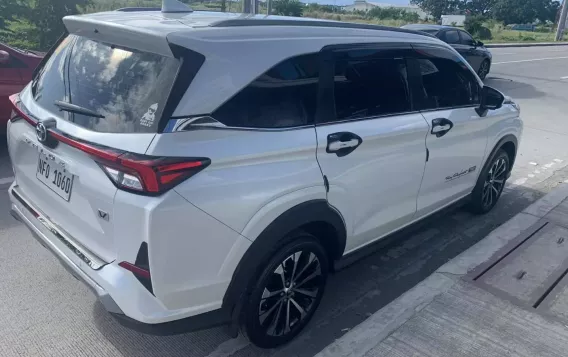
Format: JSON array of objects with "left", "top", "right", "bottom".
[
  {"left": 316, "top": 183, "right": 568, "bottom": 357},
  {"left": 0, "top": 46, "right": 568, "bottom": 357}
]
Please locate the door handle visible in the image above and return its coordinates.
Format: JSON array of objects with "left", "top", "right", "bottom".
[
  {"left": 431, "top": 118, "right": 453, "bottom": 138},
  {"left": 328, "top": 139, "right": 359, "bottom": 151},
  {"left": 326, "top": 132, "right": 363, "bottom": 157},
  {"left": 432, "top": 124, "right": 451, "bottom": 133}
]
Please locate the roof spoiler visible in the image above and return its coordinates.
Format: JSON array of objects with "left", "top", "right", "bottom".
[
  {"left": 161, "top": 0, "right": 193, "bottom": 13},
  {"left": 116, "top": 0, "right": 192, "bottom": 13}
]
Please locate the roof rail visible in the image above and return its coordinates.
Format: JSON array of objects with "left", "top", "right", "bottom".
[
  {"left": 116, "top": 7, "right": 161, "bottom": 12},
  {"left": 161, "top": 0, "right": 193, "bottom": 13},
  {"left": 210, "top": 19, "right": 436, "bottom": 38}
]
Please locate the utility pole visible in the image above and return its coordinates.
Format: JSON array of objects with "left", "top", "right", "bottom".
[
  {"left": 556, "top": 0, "right": 568, "bottom": 41},
  {"left": 243, "top": 0, "right": 258, "bottom": 14},
  {"left": 267, "top": 0, "right": 272, "bottom": 15}
]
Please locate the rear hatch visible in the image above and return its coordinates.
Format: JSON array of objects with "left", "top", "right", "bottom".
[{"left": 9, "top": 33, "right": 181, "bottom": 263}]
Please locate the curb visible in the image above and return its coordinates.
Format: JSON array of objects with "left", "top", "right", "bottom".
[
  {"left": 486, "top": 42, "right": 568, "bottom": 48},
  {"left": 315, "top": 182, "right": 568, "bottom": 357}
]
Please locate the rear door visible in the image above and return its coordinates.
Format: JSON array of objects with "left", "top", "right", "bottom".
[
  {"left": 409, "top": 44, "right": 488, "bottom": 217},
  {"left": 9, "top": 35, "right": 179, "bottom": 263},
  {"left": 315, "top": 45, "right": 429, "bottom": 252}
]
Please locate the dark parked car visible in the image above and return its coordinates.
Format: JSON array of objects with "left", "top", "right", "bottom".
[
  {"left": 402, "top": 24, "right": 492, "bottom": 80},
  {"left": 0, "top": 42, "right": 43, "bottom": 130}
]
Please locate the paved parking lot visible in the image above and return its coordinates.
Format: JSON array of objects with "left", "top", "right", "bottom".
[{"left": 1, "top": 45, "right": 568, "bottom": 357}]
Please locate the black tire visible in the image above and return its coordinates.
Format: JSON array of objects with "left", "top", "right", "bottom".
[
  {"left": 478, "top": 59, "right": 490, "bottom": 80},
  {"left": 468, "top": 149, "right": 510, "bottom": 214},
  {"left": 240, "top": 232, "right": 328, "bottom": 348}
]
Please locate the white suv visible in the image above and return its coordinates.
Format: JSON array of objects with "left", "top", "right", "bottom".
[{"left": 8, "top": 2, "right": 522, "bottom": 348}]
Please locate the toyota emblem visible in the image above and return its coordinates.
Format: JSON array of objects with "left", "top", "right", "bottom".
[
  {"left": 35, "top": 118, "right": 56, "bottom": 143},
  {"left": 36, "top": 123, "right": 47, "bottom": 143}
]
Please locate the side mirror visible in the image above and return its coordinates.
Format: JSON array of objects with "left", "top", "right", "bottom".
[
  {"left": 476, "top": 86, "right": 504, "bottom": 116},
  {"left": 477, "top": 40, "right": 484, "bottom": 47},
  {"left": 0, "top": 50, "right": 9, "bottom": 65}
]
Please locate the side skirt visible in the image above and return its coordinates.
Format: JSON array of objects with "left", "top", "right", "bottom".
[{"left": 333, "top": 194, "right": 471, "bottom": 271}]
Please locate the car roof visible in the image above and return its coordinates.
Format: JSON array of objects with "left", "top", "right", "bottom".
[
  {"left": 68, "top": 10, "right": 437, "bottom": 39},
  {"left": 64, "top": 10, "right": 449, "bottom": 116},
  {"left": 402, "top": 24, "right": 460, "bottom": 31}
]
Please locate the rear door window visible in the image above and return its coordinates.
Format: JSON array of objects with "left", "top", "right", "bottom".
[
  {"left": 329, "top": 49, "right": 411, "bottom": 122},
  {"left": 443, "top": 30, "right": 460, "bottom": 44},
  {"left": 32, "top": 35, "right": 179, "bottom": 133}
]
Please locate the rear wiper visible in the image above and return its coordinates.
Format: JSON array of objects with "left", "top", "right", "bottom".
[{"left": 54, "top": 100, "right": 105, "bottom": 119}]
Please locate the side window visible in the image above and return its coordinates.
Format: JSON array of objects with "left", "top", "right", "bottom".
[
  {"left": 414, "top": 48, "right": 480, "bottom": 110},
  {"left": 443, "top": 30, "right": 460, "bottom": 44},
  {"left": 0, "top": 53, "right": 25, "bottom": 68},
  {"left": 460, "top": 31, "right": 475, "bottom": 46},
  {"left": 332, "top": 50, "right": 411, "bottom": 121},
  {"left": 213, "top": 53, "right": 319, "bottom": 128}
]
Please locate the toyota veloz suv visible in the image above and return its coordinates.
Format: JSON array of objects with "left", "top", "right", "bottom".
[{"left": 7, "top": 1, "right": 522, "bottom": 348}]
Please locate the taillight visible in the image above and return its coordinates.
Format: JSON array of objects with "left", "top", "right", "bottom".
[
  {"left": 96, "top": 153, "right": 210, "bottom": 195},
  {"left": 9, "top": 94, "right": 209, "bottom": 195},
  {"left": 9, "top": 94, "right": 37, "bottom": 125}
]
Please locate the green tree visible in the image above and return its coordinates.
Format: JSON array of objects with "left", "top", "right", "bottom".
[
  {"left": 410, "top": 0, "right": 462, "bottom": 20},
  {"left": 493, "top": 0, "right": 560, "bottom": 24},
  {"left": 465, "top": 0, "right": 496, "bottom": 15},
  {"left": 0, "top": 0, "right": 30, "bottom": 32},
  {"left": 272, "top": 0, "right": 303, "bottom": 16},
  {"left": 401, "top": 10, "right": 420, "bottom": 22},
  {"left": 27, "top": 0, "right": 91, "bottom": 50},
  {"left": 306, "top": 3, "right": 342, "bottom": 13},
  {"left": 541, "top": 0, "right": 561, "bottom": 23}
]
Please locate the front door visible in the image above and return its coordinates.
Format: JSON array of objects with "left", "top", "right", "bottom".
[
  {"left": 458, "top": 30, "right": 483, "bottom": 70},
  {"left": 315, "top": 45, "right": 429, "bottom": 253},
  {"left": 409, "top": 45, "right": 489, "bottom": 217},
  {"left": 441, "top": 29, "right": 477, "bottom": 70}
]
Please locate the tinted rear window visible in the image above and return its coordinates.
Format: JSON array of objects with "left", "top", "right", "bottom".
[{"left": 32, "top": 35, "right": 179, "bottom": 133}]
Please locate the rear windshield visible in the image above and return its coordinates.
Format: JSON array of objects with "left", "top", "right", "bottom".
[{"left": 32, "top": 35, "right": 179, "bottom": 133}]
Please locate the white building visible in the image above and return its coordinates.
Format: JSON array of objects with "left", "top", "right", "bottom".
[{"left": 344, "top": 0, "right": 428, "bottom": 19}]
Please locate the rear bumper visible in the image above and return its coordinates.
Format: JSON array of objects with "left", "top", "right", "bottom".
[
  {"left": 10, "top": 192, "right": 122, "bottom": 314},
  {"left": 9, "top": 184, "right": 231, "bottom": 335},
  {"left": 110, "top": 308, "right": 230, "bottom": 336}
]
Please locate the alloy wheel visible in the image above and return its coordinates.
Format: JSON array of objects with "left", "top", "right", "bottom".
[
  {"left": 478, "top": 61, "right": 489, "bottom": 79},
  {"left": 258, "top": 250, "right": 322, "bottom": 337},
  {"left": 482, "top": 156, "right": 507, "bottom": 209}
]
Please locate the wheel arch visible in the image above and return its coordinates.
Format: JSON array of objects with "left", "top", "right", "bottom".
[
  {"left": 222, "top": 199, "right": 346, "bottom": 325},
  {"left": 486, "top": 134, "right": 518, "bottom": 175}
]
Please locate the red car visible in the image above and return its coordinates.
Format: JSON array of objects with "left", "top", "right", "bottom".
[{"left": 0, "top": 42, "right": 43, "bottom": 131}]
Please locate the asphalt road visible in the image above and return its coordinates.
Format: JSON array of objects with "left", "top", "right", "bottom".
[{"left": 1, "top": 45, "right": 568, "bottom": 357}]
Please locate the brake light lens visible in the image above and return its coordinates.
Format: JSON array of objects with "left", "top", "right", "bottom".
[
  {"left": 9, "top": 94, "right": 209, "bottom": 195},
  {"left": 9, "top": 94, "right": 37, "bottom": 125},
  {"left": 46, "top": 130, "right": 209, "bottom": 195},
  {"left": 96, "top": 153, "right": 210, "bottom": 195}
]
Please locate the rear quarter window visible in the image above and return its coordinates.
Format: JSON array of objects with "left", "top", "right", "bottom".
[{"left": 212, "top": 53, "right": 320, "bottom": 129}]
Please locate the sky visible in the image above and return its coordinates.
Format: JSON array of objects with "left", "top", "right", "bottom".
[{"left": 302, "top": 0, "right": 412, "bottom": 5}]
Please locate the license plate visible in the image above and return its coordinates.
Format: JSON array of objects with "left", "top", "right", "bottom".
[{"left": 36, "top": 152, "right": 74, "bottom": 201}]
